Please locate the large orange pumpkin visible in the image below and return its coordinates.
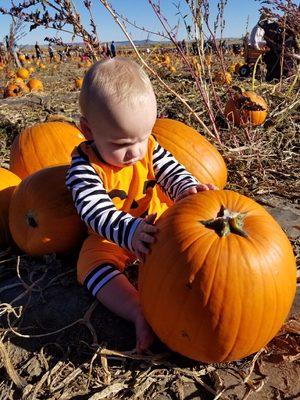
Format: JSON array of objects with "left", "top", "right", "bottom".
[
  {"left": 139, "top": 190, "right": 296, "bottom": 362},
  {"left": 225, "top": 91, "right": 268, "bottom": 126},
  {"left": 9, "top": 165, "right": 86, "bottom": 256},
  {"left": 10, "top": 121, "right": 85, "bottom": 179},
  {"left": 0, "top": 168, "right": 21, "bottom": 247},
  {"left": 152, "top": 118, "right": 227, "bottom": 191}
]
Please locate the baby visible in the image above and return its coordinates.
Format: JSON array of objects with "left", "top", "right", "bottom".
[{"left": 66, "top": 57, "right": 215, "bottom": 352}]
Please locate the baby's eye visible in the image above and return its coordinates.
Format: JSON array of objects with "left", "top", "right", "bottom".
[{"left": 111, "top": 142, "right": 127, "bottom": 148}]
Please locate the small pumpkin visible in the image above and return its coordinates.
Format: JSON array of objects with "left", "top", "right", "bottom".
[
  {"left": 4, "top": 83, "right": 23, "bottom": 98},
  {"left": 225, "top": 91, "right": 268, "bottom": 126},
  {"left": 10, "top": 121, "right": 85, "bottom": 179},
  {"left": 16, "top": 67, "right": 30, "bottom": 80},
  {"left": 0, "top": 168, "right": 21, "bottom": 247},
  {"left": 27, "top": 78, "right": 44, "bottom": 92},
  {"left": 74, "top": 77, "right": 83, "bottom": 89},
  {"left": 18, "top": 54, "right": 26, "bottom": 62},
  {"left": 139, "top": 190, "right": 296, "bottom": 362},
  {"left": 9, "top": 165, "right": 86, "bottom": 256},
  {"left": 152, "top": 118, "right": 227, "bottom": 193}
]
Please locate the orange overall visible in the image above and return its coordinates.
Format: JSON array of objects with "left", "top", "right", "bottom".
[{"left": 74, "top": 136, "right": 170, "bottom": 285}]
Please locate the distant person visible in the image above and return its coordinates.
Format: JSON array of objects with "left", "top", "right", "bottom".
[
  {"left": 180, "top": 39, "right": 187, "bottom": 54},
  {"left": 261, "top": 18, "right": 299, "bottom": 81},
  {"left": 35, "top": 41, "right": 42, "bottom": 60},
  {"left": 48, "top": 43, "right": 55, "bottom": 62},
  {"left": 57, "top": 49, "right": 65, "bottom": 62},
  {"left": 106, "top": 42, "right": 111, "bottom": 58},
  {"left": 248, "top": 13, "right": 270, "bottom": 50},
  {"left": 110, "top": 41, "right": 116, "bottom": 57},
  {"left": 5, "top": 35, "right": 9, "bottom": 51},
  {"left": 250, "top": 11, "right": 299, "bottom": 81},
  {"left": 220, "top": 40, "right": 228, "bottom": 54},
  {"left": 191, "top": 41, "right": 198, "bottom": 55},
  {"left": 10, "top": 39, "right": 21, "bottom": 67}
]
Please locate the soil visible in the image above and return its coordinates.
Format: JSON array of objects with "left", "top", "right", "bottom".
[{"left": 0, "top": 57, "right": 299, "bottom": 399}]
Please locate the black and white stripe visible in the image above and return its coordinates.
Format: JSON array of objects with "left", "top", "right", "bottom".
[
  {"left": 83, "top": 264, "right": 122, "bottom": 296},
  {"left": 153, "top": 142, "right": 199, "bottom": 201},
  {"left": 66, "top": 141, "right": 199, "bottom": 253},
  {"left": 66, "top": 154, "right": 142, "bottom": 253}
]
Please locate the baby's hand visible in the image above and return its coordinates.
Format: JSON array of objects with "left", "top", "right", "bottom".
[
  {"left": 132, "top": 213, "right": 158, "bottom": 261},
  {"left": 176, "top": 183, "right": 218, "bottom": 202}
]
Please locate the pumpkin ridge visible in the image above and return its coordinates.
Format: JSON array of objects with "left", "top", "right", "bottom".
[
  {"left": 211, "top": 236, "right": 235, "bottom": 359},
  {"left": 187, "top": 239, "right": 223, "bottom": 360},
  {"left": 188, "top": 231, "right": 219, "bottom": 287},
  {"left": 162, "top": 228, "right": 218, "bottom": 356},
  {"left": 253, "top": 231, "right": 288, "bottom": 347},
  {"left": 222, "top": 235, "right": 254, "bottom": 360},
  {"left": 32, "top": 131, "right": 44, "bottom": 171},
  {"left": 240, "top": 206, "right": 287, "bottom": 356},
  {"left": 201, "top": 234, "right": 225, "bottom": 308},
  {"left": 236, "top": 230, "right": 277, "bottom": 357}
]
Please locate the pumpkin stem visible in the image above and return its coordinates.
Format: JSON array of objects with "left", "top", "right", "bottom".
[{"left": 201, "top": 205, "right": 247, "bottom": 238}]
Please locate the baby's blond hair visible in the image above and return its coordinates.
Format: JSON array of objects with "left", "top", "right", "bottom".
[{"left": 80, "top": 57, "right": 154, "bottom": 118}]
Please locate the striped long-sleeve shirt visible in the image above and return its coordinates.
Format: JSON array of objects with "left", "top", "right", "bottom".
[{"left": 66, "top": 139, "right": 199, "bottom": 253}]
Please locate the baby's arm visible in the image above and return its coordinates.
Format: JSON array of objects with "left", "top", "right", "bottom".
[
  {"left": 66, "top": 153, "right": 157, "bottom": 256},
  {"left": 152, "top": 141, "right": 216, "bottom": 202}
]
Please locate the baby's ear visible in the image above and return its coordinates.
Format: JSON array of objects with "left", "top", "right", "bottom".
[{"left": 80, "top": 116, "right": 93, "bottom": 140}]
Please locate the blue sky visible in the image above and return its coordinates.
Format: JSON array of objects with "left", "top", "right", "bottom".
[{"left": 0, "top": 0, "right": 262, "bottom": 45}]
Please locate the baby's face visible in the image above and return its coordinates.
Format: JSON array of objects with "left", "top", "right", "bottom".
[{"left": 89, "top": 91, "right": 157, "bottom": 168}]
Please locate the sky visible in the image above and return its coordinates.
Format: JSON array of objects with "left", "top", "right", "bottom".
[{"left": 0, "top": 0, "right": 262, "bottom": 45}]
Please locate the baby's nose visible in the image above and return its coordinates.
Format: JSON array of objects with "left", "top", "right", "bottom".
[{"left": 126, "top": 145, "right": 140, "bottom": 160}]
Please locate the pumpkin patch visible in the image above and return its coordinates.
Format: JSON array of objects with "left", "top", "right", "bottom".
[{"left": 0, "top": 3, "right": 298, "bottom": 391}]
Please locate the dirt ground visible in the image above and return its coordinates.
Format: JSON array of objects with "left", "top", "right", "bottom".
[{"left": 0, "top": 57, "right": 299, "bottom": 399}]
